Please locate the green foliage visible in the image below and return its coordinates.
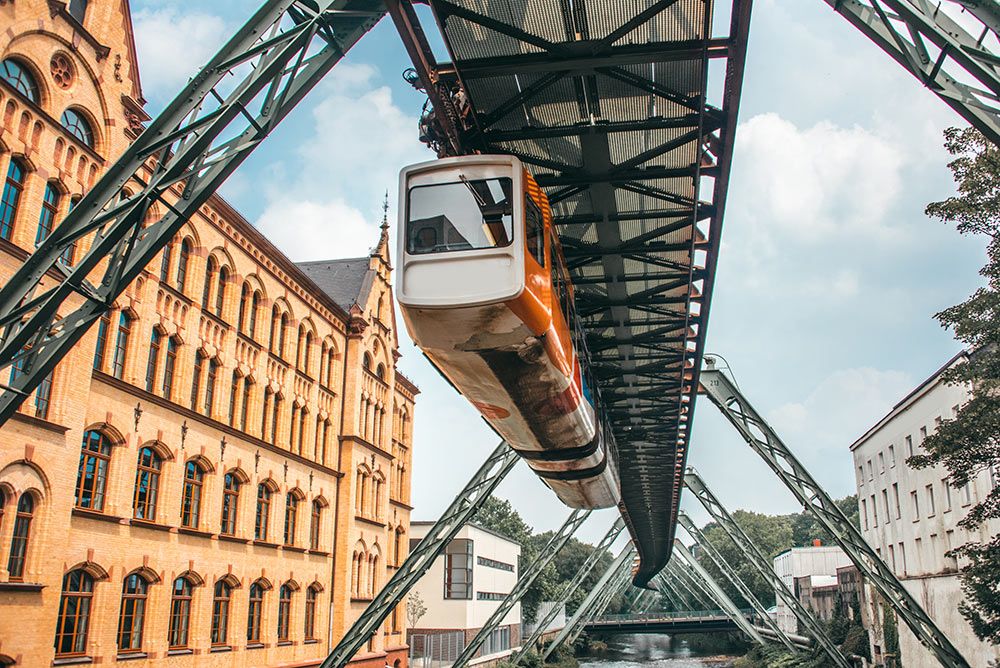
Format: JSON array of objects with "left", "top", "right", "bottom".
[
  {"left": 883, "top": 601, "right": 900, "bottom": 662},
  {"left": 910, "top": 126, "right": 1000, "bottom": 643},
  {"left": 693, "top": 497, "right": 860, "bottom": 611}
]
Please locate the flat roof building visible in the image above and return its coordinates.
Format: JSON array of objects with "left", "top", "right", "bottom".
[
  {"left": 408, "top": 522, "right": 521, "bottom": 666},
  {"left": 850, "top": 352, "right": 1000, "bottom": 667},
  {"left": 773, "top": 545, "right": 851, "bottom": 634}
]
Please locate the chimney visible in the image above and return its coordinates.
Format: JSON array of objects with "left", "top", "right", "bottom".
[{"left": 812, "top": 539, "right": 822, "bottom": 547}]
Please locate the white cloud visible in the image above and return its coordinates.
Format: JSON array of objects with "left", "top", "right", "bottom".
[
  {"left": 734, "top": 113, "right": 904, "bottom": 242},
  {"left": 768, "top": 367, "right": 915, "bottom": 454},
  {"left": 133, "top": 8, "right": 229, "bottom": 101},
  {"left": 253, "top": 63, "right": 434, "bottom": 263}
]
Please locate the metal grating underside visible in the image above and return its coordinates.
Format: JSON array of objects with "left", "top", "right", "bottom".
[{"left": 428, "top": 0, "right": 751, "bottom": 585}]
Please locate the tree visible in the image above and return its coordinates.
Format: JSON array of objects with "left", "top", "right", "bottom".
[
  {"left": 406, "top": 591, "right": 427, "bottom": 629},
  {"left": 910, "top": 126, "right": 1000, "bottom": 642}
]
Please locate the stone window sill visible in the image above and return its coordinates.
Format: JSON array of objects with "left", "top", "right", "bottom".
[
  {"left": 210, "top": 646, "right": 232, "bottom": 653},
  {"left": 218, "top": 534, "right": 250, "bottom": 544},
  {"left": 52, "top": 657, "right": 93, "bottom": 666},
  {"left": 166, "top": 649, "right": 193, "bottom": 656},
  {"left": 246, "top": 643, "right": 265, "bottom": 650},
  {"left": 0, "top": 581, "right": 45, "bottom": 592},
  {"left": 115, "top": 652, "right": 147, "bottom": 661}
]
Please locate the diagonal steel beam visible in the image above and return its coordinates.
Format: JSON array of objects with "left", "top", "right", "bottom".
[
  {"left": 0, "top": 0, "right": 387, "bottom": 424},
  {"left": 701, "top": 362, "right": 970, "bottom": 668},
  {"left": 321, "top": 442, "right": 519, "bottom": 667},
  {"left": 452, "top": 508, "right": 592, "bottom": 668}
]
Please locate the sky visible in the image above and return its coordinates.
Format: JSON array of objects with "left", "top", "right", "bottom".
[{"left": 128, "top": 0, "right": 986, "bottom": 549}]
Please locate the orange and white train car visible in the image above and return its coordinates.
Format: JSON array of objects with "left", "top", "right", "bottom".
[{"left": 395, "top": 154, "right": 620, "bottom": 509}]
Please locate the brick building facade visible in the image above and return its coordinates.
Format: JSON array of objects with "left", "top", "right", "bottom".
[{"left": 0, "top": 2, "right": 416, "bottom": 666}]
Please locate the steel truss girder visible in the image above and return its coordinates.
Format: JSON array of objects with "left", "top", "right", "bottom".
[
  {"left": 683, "top": 469, "right": 852, "bottom": 668},
  {"left": 700, "top": 367, "right": 970, "bottom": 668},
  {"left": 655, "top": 572, "right": 691, "bottom": 611},
  {"left": 541, "top": 545, "right": 636, "bottom": 661},
  {"left": 678, "top": 512, "right": 797, "bottom": 652},
  {"left": 0, "top": 0, "right": 386, "bottom": 423},
  {"left": 452, "top": 508, "right": 592, "bottom": 668},
  {"left": 664, "top": 560, "right": 711, "bottom": 610},
  {"left": 484, "top": 114, "right": 705, "bottom": 142},
  {"left": 509, "top": 517, "right": 626, "bottom": 665},
  {"left": 321, "top": 442, "right": 519, "bottom": 667},
  {"left": 825, "top": 0, "right": 1000, "bottom": 146},
  {"left": 673, "top": 541, "right": 766, "bottom": 645}
]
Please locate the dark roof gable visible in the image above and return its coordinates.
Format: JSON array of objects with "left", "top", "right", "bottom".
[{"left": 295, "top": 257, "right": 372, "bottom": 311}]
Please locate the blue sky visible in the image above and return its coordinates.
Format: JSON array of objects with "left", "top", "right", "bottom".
[{"left": 129, "top": 0, "right": 985, "bottom": 547}]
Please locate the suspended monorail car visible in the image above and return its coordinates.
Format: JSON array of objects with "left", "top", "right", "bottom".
[{"left": 395, "top": 155, "right": 621, "bottom": 509}]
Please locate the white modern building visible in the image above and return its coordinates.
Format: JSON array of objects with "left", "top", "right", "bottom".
[
  {"left": 850, "top": 351, "right": 1000, "bottom": 667},
  {"left": 408, "top": 522, "right": 522, "bottom": 666},
  {"left": 773, "top": 545, "right": 852, "bottom": 633}
]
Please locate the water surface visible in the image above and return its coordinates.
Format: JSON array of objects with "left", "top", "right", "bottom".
[{"left": 578, "top": 634, "right": 738, "bottom": 668}]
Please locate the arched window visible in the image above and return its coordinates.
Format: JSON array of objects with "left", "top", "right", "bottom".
[
  {"left": 269, "top": 306, "right": 281, "bottom": 353},
  {"left": 283, "top": 493, "right": 299, "bottom": 546},
  {"left": 145, "top": 328, "right": 162, "bottom": 393},
  {"left": 191, "top": 352, "right": 204, "bottom": 410},
  {"left": 211, "top": 580, "right": 232, "bottom": 646},
  {"left": 1, "top": 158, "right": 27, "bottom": 241},
  {"left": 162, "top": 336, "right": 178, "bottom": 399},
  {"left": 303, "top": 331, "right": 313, "bottom": 372},
  {"left": 246, "top": 582, "right": 264, "bottom": 643},
  {"left": 60, "top": 109, "right": 94, "bottom": 148},
  {"left": 297, "top": 407, "right": 308, "bottom": 455},
  {"left": 279, "top": 312, "right": 289, "bottom": 357},
  {"left": 54, "top": 569, "right": 95, "bottom": 656},
  {"left": 296, "top": 324, "right": 306, "bottom": 368},
  {"left": 117, "top": 573, "right": 149, "bottom": 652},
  {"left": 202, "top": 256, "right": 216, "bottom": 308},
  {"left": 204, "top": 357, "right": 219, "bottom": 416},
  {"left": 159, "top": 243, "right": 172, "bottom": 283},
  {"left": 0, "top": 489, "right": 5, "bottom": 534},
  {"left": 75, "top": 430, "right": 112, "bottom": 510},
  {"left": 168, "top": 576, "right": 194, "bottom": 649},
  {"left": 250, "top": 291, "right": 261, "bottom": 338},
  {"left": 254, "top": 483, "right": 271, "bottom": 540},
  {"left": 304, "top": 586, "right": 319, "bottom": 640},
  {"left": 240, "top": 378, "right": 253, "bottom": 433},
  {"left": 394, "top": 528, "right": 405, "bottom": 567},
  {"left": 34, "top": 367, "right": 53, "bottom": 420},
  {"left": 176, "top": 239, "right": 192, "bottom": 291},
  {"left": 215, "top": 266, "right": 228, "bottom": 317},
  {"left": 36, "top": 182, "right": 62, "bottom": 245},
  {"left": 363, "top": 353, "right": 372, "bottom": 372},
  {"left": 277, "top": 584, "right": 292, "bottom": 641},
  {"left": 238, "top": 284, "right": 250, "bottom": 332},
  {"left": 132, "top": 446, "right": 161, "bottom": 521},
  {"left": 220, "top": 473, "right": 240, "bottom": 536},
  {"left": 1, "top": 59, "right": 39, "bottom": 102},
  {"left": 6, "top": 493, "right": 34, "bottom": 579},
  {"left": 309, "top": 500, "right": 322, "bottom": 551},
  {"left": 68, "top": 0, "right": 88, "bottom": 24},
  {"left": 111, "top": 312, "right": 132, "bottom": 379},
  {"left": 180, "top": 461, "right": 205, "bottom": 528},
  {"left": 376, "top": 364, "right": 386, "bottom": 381}
]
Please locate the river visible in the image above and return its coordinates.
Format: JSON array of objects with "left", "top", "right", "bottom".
[{"left": 577, "top": 634, "right": 740, "bottom": 668}]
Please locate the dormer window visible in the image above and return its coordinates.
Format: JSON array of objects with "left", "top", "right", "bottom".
[
  {"left": 68, "top": 0, "right": 88, "bottom": 24},
  {"left": 1, "top": 59, "right": 39, "bottom": 103},
  {"left": 61, "top": 109, "right": 93, "bottom": 148}
]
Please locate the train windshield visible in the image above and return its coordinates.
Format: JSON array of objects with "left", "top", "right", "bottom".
[{"left": 407, "top": 177, "right": 514, "bottom": 254}]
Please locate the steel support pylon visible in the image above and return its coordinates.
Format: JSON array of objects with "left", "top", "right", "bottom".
[
  {"left": 509, "top": 517, "right": 626, "bottom": 665},
  {"left": 452, "top": 508, "right": 592, "bottom": 668},
  {"left": 684, "top": 469, "right": 852, "bottom": 668},
  {"left": 541, "top": 545, "right": 635, "bottom": 661},
  {"left": 0, "top": 0, "right": 387, "bottom": 423},
  {"left": 678, "top": 511, "right": 797, "bottom": 652},
  {"left": 823, "top": 0, "right": 1000, "bottom": 146},
  {"left": 673, "top": 541, "right": 766, "bottom": 645},
  {"left": 655, "top": 572, "right": 692, "bottom": 612},
  {"left": 701, "top": 364, "right": 970, "bottom": 668},
  {"left": 666, "top": 558, "right": 715, "bottom": 610},
  {"left": 321, "top": 442, "right": 518, "bottom": 667}
]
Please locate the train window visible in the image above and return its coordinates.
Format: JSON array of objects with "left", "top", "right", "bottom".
[
  {"left": 407, "top": 177, "right": 513, "bottom": 254},
  {"left": 525, "top": 196, "right": 545, "bottom": 265}
]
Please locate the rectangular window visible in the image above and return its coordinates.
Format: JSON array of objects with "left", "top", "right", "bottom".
[
  {"left": 867, "top": 460, "right": 873, "bottom": 480},
  {"left": 857, "top": 465, "right": 864, "bottom": 486},
  {"left": 871, "top": 494, "right": 878, "bottom": 526},
  {"left": 477, "top": 556, "right": 516, "bottom": 573},
  {"left": 914, "top": 537, "right": 923, "bottom": 572},
  {"left": 93, "top": 312, "right": 110, "bottom": 371},
  {"left": 892, "top": 483, "right": 901, "bottom": 520},
  {"left": 898, "top": 542, "right": 907, "bottom": 575},
  {"left": 942, "top": 479, "right": 952, "bottom": 512},
  {"left": 881, "top": 489, "right": 890, "bottom": 524},
  {"left": 112, "top": 314, "right": 132, "bottom": 379},
  {"left": 861, "top": 498, "right": 868, "bottom": 530},
  {"left": 952, "top": 404, "right": 960, "bottom": 418},
  {"left": 926, "top": 484, "right": 936, "bottom": 517},
  {"left": 911, "top": 491, "right": 919, "bottom": 519},
  {"left": 961, "top": 483, "right": 973, "bottom": 506},
  {"left": 406, "top": 178, "right": 514, "bottom": 255},
  {"left": 920, "top": 426, "right": 928, "bottom": 444},
  {"left": 878, "top": 452, "right": 885, "bottom": 473},
  {"left": 888, "top": 444, "right": 895, "bottom": 467},
  {"left": 945, "top": 530, "right": 958, "bottom": 570},
  {"left": 34, "top": 370, "right": 52, "bottom": 420},
  {"left": 444, "top": 538, "right": 473, "bottom": 599},
  {"left": 888, "top": 544, "right": 896, "bottom": 571},
  {"left": 906, "top": 435, "right": 913, "bottom": 458}
]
